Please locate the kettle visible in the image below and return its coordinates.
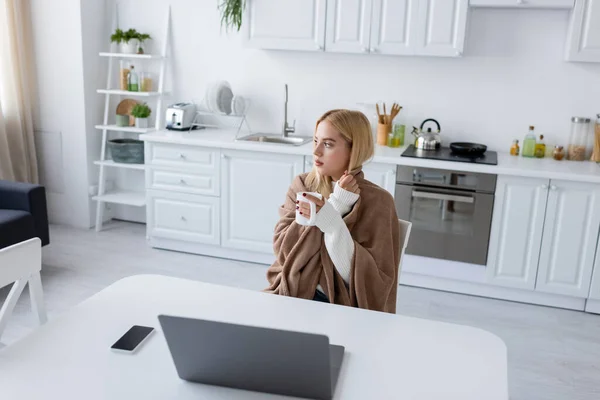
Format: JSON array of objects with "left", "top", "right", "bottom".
[{"left": 412, "top": 119, "right": 441, "bottom": 150}]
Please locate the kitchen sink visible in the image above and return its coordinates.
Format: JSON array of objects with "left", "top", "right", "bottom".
[{"left": 236, "top": 134, "right": 312, "bottom": 146}]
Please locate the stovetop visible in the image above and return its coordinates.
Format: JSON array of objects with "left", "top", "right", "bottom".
[{"left": 401, "top": 145, "right": 498, "bottom": 166}]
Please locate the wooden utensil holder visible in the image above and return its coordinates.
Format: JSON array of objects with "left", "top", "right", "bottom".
[{"left": 377, "top": 123, "right": 392, "bottom": 146}]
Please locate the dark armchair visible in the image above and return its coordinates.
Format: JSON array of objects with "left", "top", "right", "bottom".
[{"left": 0, "top": 180, "right": 50, "bottom": 250}]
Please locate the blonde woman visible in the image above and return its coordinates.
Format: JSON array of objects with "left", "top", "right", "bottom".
[{"left": 265, "top": 109, "right": 401, "bottom": 313}]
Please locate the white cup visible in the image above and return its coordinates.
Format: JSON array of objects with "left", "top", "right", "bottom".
[{"left": 296, "top": 192, "right": 323, "bottom": 226}]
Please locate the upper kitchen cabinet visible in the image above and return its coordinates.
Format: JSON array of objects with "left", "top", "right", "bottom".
[
  {"left": 565, "top": 0, "right": 600, "bottom": 62},
  {"left": 245, "top": 0, "right": 327, "bottom": 51},
  {"left": 414, "top": 0, "right": 469, "bottom": 57},
  {"left": 325, "top": 0, "right": 374, "bottom": 53},
  {"left": 469, "top": 0, "right": 574, "bottom": 8},
  {"left": 535, "top": 180, "right": 600, "bottom": 297},
  {"left": 369, "top": 0, "right": 420, "bottom": 55}
]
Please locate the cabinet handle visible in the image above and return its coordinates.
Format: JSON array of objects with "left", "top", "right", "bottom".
[
  {"left": 180, "top": 179, "right": 186, "bottom": 185},
  {"left": 362, "top": 47, "right": 369, "bottom": 53},
  {"left": 455, "top": 50, "right": 463, "bottom": 56},
  {"left": 180, "top": 216, "right": 187, "bottom": 221},
  {"left": 221, "top": 154, "right": 227, "bottom": 159},
  {"left": 370, "top": 47, "right": 378, "bottom": 53},
  {"left": 317, "top": 45, "right": 324, "bottom": 51},
  {"left": 179, "top": 153, "right": 186, "bottom": 159},
  {"left": 516, "top": 0, "right": 524, "bottom": 4},
  {"left": 541, "top": 184, "right": 548, "bottom": 189},
  {"left": 551, "top": 185, "right": 557, "bottom": 190}
]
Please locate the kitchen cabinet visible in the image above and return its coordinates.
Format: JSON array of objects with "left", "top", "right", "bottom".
[
  {"left": 588, "top": 240, "right": 600, "bottom": 300},
  {"left": 325, "top": 0, "right": 374, "bottom": 54},
  {"left": 535, "top": 180, "right": 600, "bottom": 297},
  {"left": 245, "top": 0, "right": 327, "bottom": 51},
  {"left": 469, "top": 0, "right": 574, "bottom": 8},
  {"left": 247, "top": 0, "right": 467, "bottom": 57},
  {"left": 362, "top": 162, "right": 396, "bottom": 195},
  {"left": 147, "top": 190, "right": 220, "bottom": 245},
  {"left": 488, "top": 176, "right": 600, "bottom": 297},
  {"left": 221, "top": 150, "right": 304, "bottom": 253},
  {"left": 486, "top": 176, "right": 549, "bottom": 290},
  {"left": 565, "top": 0, "right": 600, "bottom": 62},
  {"left": 302, "top": 157, "right": 396, "bottom": 196},
  {"left": 414, "top": 0, "right": 469, "bottom": 57},
  {"left": 369, "top": 0, "right": 418, "bottom": 56}
]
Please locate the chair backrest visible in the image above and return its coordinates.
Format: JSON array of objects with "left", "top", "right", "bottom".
[{"left": 398, "top": 219, "right": 412, "bottom": 275}]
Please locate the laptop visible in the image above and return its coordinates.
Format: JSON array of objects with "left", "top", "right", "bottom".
[{"left": 158, "top": 315, "right": 345, "bottom": 400}]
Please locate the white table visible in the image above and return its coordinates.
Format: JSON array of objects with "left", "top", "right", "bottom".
[{"left": 0, "top": 275, "right": 508, "bottom": 399}]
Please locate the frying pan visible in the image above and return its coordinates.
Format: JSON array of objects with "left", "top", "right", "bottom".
[{"left": 450, "top": 142, "right": 487, "bottom": 157}]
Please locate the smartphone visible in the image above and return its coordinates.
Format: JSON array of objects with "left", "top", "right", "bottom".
[{"left": 110, "top": 325, "right": 155, "bottom": 353}]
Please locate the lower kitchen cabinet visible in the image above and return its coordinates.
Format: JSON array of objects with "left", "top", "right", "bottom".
[
  {"left": 221, "top": 149, "right": 304, "bottom": 253},
  {"left": 487, "top": 176, "right": 600, "bottom": 298},
  {"left": 147, "top": 189, "right": 220, "bottom": 245},
  {"left": 535, "top": 180, "right": 600, "bottom": 297},
  {"left": 486, "top": 176, "right": 548, "bottom": 290},
  {"left": 303, "top": 156, "right": 396, "bottom": 196}
]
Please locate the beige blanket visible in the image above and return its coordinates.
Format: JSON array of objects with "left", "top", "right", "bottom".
[{"left": 265, "top": 171, "right": 402, "bottom": 313}]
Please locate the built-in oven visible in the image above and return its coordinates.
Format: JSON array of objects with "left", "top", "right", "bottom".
[{"left": 394, "top": 166, "right": 497, "bottom": 265}]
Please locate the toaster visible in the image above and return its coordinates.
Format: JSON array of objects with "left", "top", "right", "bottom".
[{"left": 165, "top": 102, "right": 197, "bottom": 131}]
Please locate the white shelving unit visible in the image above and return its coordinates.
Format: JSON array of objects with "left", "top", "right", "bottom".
[{"left": 93, "top": 5, "right": 171, "bottom": 232}]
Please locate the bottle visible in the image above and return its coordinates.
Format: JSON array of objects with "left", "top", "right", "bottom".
[
  {"left": 510, "top": 140, "right": 520, "bottom": 156},
  {"left": 553, "top": 146, "right": 565, "bottom": 161},
  {"left": 127, "top": 65, "right": 139, "bottom": 92},
  {"left": 535, "top": 134, "right": 546, "bottom": 158},
  {"left": 522, "top": 126, "right": 536, "bottom": 157}
]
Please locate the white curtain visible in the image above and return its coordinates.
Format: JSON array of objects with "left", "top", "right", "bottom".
[{"left": 0, "top": 0, "right": 38, "bottom": 183}]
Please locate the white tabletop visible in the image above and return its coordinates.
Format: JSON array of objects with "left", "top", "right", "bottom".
[{"left": 0, "top": 275, "right": 508, "bottom": 399}]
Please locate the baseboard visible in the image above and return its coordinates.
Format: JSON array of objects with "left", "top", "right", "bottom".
[
  {"left": 148, "top": 236, "right": 274, "bottom": 265},
  {"left": 400, "top": 272, "right": 586, "bottom": 311},
  {"left": 585, "top": 299, "right": 600, "bottom": 314}
]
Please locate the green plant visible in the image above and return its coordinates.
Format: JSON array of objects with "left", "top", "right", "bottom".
[
  {"left": 110, "top": 28, "right": 125, "bottom": 44},
  {"left": 136, "top": 33, "right": 151, "bottom": 54},
  {"left": 111, "top": 28, "right": 146, "bottom": 44},
  {"left": 131, "top": 103, "right": 151, "bottom": 119},
  {"left": 219, "top": 0, "right": 246, "bottom": 32}
]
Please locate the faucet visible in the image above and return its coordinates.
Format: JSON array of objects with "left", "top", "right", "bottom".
[{"left": 283, "top": 84, "right": 296, "bottom": 137}]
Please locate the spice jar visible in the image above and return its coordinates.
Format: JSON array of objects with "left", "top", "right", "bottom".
[
  {"left": 567, "top": 117, "right": 593, "bottom": 161},
  {"left": 553, "top": 146, "right": 565, "bottom": 161}
]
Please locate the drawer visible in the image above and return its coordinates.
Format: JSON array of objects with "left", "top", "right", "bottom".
[
  {"left": 147, "top": 190, "right": 220, "bottom": 245},
  {"left": 147, "top": 168, "right": 219, "bottom": 196},
  {"left": 147, "top": 143, "right": 220, "bottom": 172}
]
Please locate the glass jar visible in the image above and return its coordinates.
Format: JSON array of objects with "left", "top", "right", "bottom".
[
  {"left": 119, "top": 60, "right": 131, "bottom": 91},
  {"left": 140, "top": 72, "right": 153, "bottom": 92},
  {"left": 567, "top": 117, "right": 593, "bottom": 161},
  {"left": 553, "top": 146, "right": 565, "bottom": 161},
  {"left": 592, "top": 114, "right": 600, "bottom": 162}
]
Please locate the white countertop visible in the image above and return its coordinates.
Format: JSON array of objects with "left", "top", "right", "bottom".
[{"left": 141, "top": 129, "right": 600, "bottom": 183}]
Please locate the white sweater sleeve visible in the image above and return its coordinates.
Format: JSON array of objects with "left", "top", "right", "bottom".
[
  {"left": 328, "top": 182, "right": 360, "bottom": 216},
  {"left": 314, "top": 200, "right": 354, "bottom": 284}
]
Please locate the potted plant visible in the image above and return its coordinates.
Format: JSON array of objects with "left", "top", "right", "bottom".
[
  {"left": 131, "top": 103, "right": 151, "bottom": 128},
  {"left": 136, "top": 33, "right": 152, "bottom": 54},
  {"left": 111, "top": 28, "right": 139, "bottom": 54},
  {"left": 219, "top": 0, "right": 246, "bottom": 32}
]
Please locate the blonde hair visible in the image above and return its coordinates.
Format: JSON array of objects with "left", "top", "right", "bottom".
[{"left": 305, "top": 109, "right": 374, "bottom": 199}]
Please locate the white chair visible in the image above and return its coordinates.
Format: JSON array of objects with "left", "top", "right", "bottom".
[
  {"left": 398, "top": 219, "right": 412, "bottom": 276},
  {"left": 0, "top": 238, "right": 47, "bottom": 342}
]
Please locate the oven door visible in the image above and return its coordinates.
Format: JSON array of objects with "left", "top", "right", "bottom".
[{"left": 395, "top": 183, "right": 494, "bottom": 265}]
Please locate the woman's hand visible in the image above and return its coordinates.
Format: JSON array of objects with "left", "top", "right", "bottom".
[
  {"left": 338, "top": 170, "right": 360, "bottom": 194},
  {"left": 297, "top": 194, "right": 325, "bottom": 220}
]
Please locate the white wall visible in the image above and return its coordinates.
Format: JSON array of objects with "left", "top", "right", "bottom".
[
  {"left": 32, "top": 0, "right": 600, "bottom": 227},
  {"left": 110, "top": 1, "right": 600, "bottom": 151}
]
